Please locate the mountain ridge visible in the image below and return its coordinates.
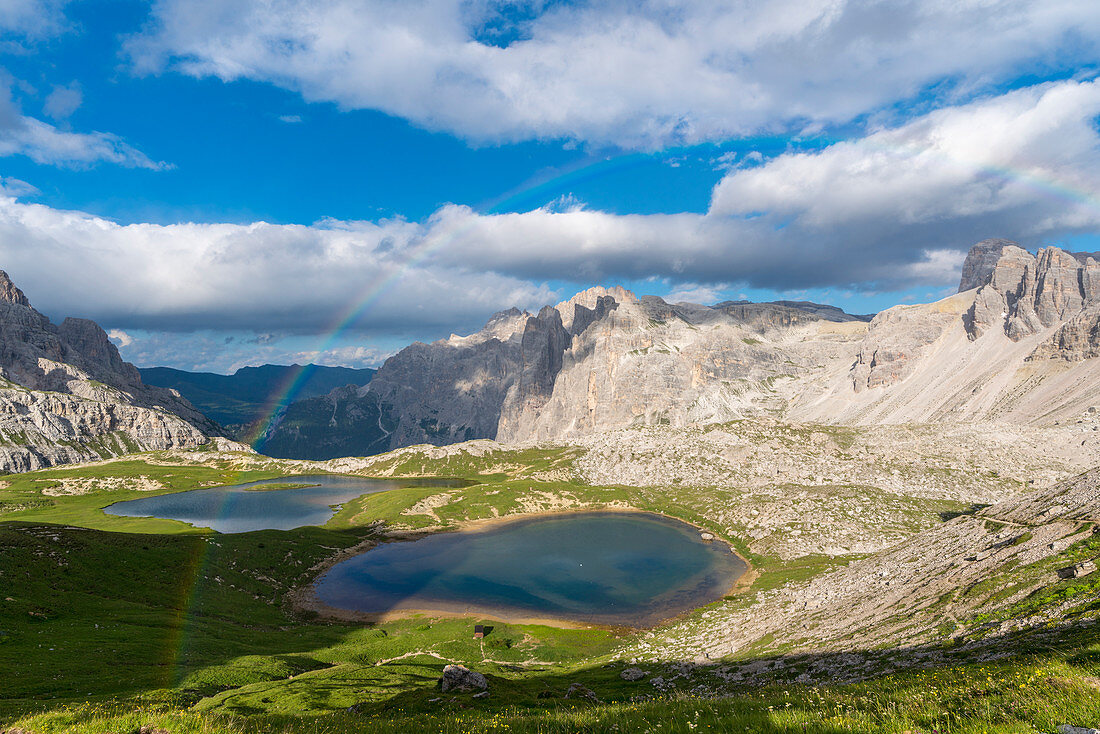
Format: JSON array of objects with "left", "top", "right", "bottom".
[
  {"left": 0, "top": 270, "right": 217, "bottom": 471},
  {"left": 261, "top": 239, "right": 1100, "bottom": 459},
  {"left": 139, "top": 363, "right": 376, "bottom": 431}
]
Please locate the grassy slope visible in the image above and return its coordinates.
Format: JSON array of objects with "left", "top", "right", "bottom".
[{"left": 3, "top": 447, "right": 1100, "bottom": 732}]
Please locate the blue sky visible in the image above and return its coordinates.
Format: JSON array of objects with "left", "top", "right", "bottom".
[{"left": 3, "top": 0, "right": 1100, "bottom": 372}]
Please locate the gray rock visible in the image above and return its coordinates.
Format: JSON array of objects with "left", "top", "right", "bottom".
[
  {"left": 1057, "top": 560, "right": 1097, "bottom": 579},
  {"left": 963, "top": 242, "right": 1100, "bottom": 342},
  {"left": 957, "top": 238, "right": 1018, "bottom": 292},
  {"left": 0, "top": 269, "right": 214, "bottom": 472},
  {"left": 439, "top": 664, "right": 488, "bottom": 693},
  {"left": 1058, "top": 726, "right": 1100, "bottom": 734},
  {"left": 850, "top": 302, "right": 958, "bottom": 391},
  {"left": 262, "top": 239, "right": 1100, "bottom": 455},
  {"left": 564, "top": 683, "right": 599, "bottom": 702},
  {"left": 1029, "top": 305, "right": 1100, "bottom": 362},
  {"left": 620, "top": 667, "right": 647, "bottom": 681}
]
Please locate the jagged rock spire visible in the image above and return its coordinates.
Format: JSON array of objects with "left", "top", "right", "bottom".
[
  {"left": 957, "top": 239, "right": 1019, "bottom": 293},
  {"left": 0, "top": 269, "right": 30, "bottom": 306}
]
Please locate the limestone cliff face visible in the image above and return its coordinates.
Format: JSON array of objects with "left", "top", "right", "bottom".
[
  {"left": 340, "top": 287, "right": 866, "bottom": 451},
  {"left": 957, "top": 238, "right": 1020, "bottom": 292},
  {"left": 363, "top": 307, "right": 530, "bottom": 449},
  {"left": 849, "top": 303, "right": 961, "bottom": 392},
  {"left": 1029, "top": 305, "right": 1100, "bottom": 362},
  {"left": 962, "top": 243, "right": 1100, "bottom": 341},
  {"left": 271, "top": 238, "right": 1100, "bottom": 457},
  {"left": 0, "top": 269, "right": 212, "bottom": 472},
  {"left": 496, "top": 293, "right": 814, "bottom": 442},
  {"left": 808, "top": 240, "right": 1100, "bottom": 425}
]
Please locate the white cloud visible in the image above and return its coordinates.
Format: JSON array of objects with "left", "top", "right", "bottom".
[
  {"left": 127, "top": 0, "right": 1100, "bottom": 147},
  {"left": 288, "top": 345, "right": 393, "bottom": 369},
  {"left": 709, "top": 78, "right": 1100, "bottom": 272},
  {"left": 4, "top": 79, "right": 1100, "bottom": 340},
  {"left": 663, "top": 282, "right": 730, "bottom": 305},
  {"left": 0, "top": 197, "right": 559, "bottom": 334},
  {"left": 107, "top": 329, "right": 133, "bottom": 347},
  {"left": 0, "top": 115, "right": 168, "bottom": 168},
  {"left": 0, "top": 77, "right": 165, "bottom": 168},
  {"left": 43, "top": 81, "right": 81, "bottom": 119},
  {"left": 0, "top": 0, "right": 69, "bottom": 42}
]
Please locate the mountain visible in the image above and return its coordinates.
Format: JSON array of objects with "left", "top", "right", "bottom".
[
  {"left": 795, "top": 239, "right": 1100, "bottom": 423},
  {"left": 261, "top": 286, "right": 873, "bottom": 458},
  {"left": 139, "top": 364, "right": 376, "bottom": 431},
  {"left": 261, "top": 238, "right": 1100, "bottom": 459},
  {"left": 0, "top": 270, "right": 216, "bottom": 472}
]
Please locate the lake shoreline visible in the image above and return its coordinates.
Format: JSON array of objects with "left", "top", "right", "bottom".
[{"left": 290, "top": 506, "right": 753, "bottom": 630}]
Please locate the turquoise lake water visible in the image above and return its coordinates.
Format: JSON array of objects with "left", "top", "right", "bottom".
[
  {"left": 314, "top": 511, "right": 746, "bottom": 626},
  {"left": 104, "top": 475, "right": 462, "bottom": 533}
]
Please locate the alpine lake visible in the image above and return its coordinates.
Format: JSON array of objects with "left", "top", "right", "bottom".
[{"left": 107, "top": 477, "right": 746, "bottom": 627}]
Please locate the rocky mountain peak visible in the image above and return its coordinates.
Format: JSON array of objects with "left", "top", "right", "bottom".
[
  {"left": 555, "top": 286, "right": 634, "bottom": 331},
  {"left": 962, "top": 241, "right": 1100, "bottom": 344},
  {"left": 0, "top": 269, "right": 30, "bottom": 306},
  {"left": 58, "top": 317, "right": 141, "bottom": 383},
  {"left": 957, "top": 238, "right": 1021, "bottom": 292}
]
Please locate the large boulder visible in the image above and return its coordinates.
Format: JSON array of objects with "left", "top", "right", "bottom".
[{"left": 439, "top": 664, "right": 488, "bottom": 693}]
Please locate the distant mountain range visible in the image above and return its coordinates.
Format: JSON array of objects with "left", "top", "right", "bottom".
[
  {"left": 138, "top": 364, "right": 376, "bottom": 434},
  {"left": 0, "top": 237, "right": 1095, "bottom": 471},
  {"left": 259, "top": 238, "right": 1100, "bottom": 459}
]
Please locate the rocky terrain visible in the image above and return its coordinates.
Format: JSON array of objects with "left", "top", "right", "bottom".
[
  {"left": 637, "top": 463, "right": 1100, "bottom": 679},
  {"left": 262, "top": 239, "right": 1100, "bottom": 459},
  {"left": 265, "top": 288, "right": 872, "bottom": 455},
  {"left": 0, "top": 271, "right": 214, "bottom": 472},
  {"left": 796, "top": 240, "right": 1100, "bottom": 424}
]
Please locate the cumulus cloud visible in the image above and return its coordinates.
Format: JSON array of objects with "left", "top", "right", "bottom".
[
  {"left": 127, "top": 0, "right": 1100, "bottom": 147},
  {"left": 708, "top": 78, "right": 1100, "bottom": 282},
  {"left": 0, "top": 0, "right": 69, "bottom": 42},
  {"left": 663, "top": 282, "right": 731, "bottom": 305},
  {"left": 5, "top": 78, "right": 1100, "bottom": 339},
  {"left": 290, "top": 344, "right": 393, "bottom": 369},
  {"left": 107, "top": 329, "right": 133, "bottom": 347},
  {"left": 0, "top": 197, "right": 560, "bottom": 334}
]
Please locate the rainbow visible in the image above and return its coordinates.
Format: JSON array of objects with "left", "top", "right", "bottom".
[
  {"left": 163, "top": 134, "right": 1100, "bottom": 683},
  {"left": 159, "top": 534, "right": 212, "bottom": 685},
  {"left": 244, "top": 147, "right": 685, "bottom": 450},
  {"left": 244, "top": 133, "right": 1100, "bottom": 451}
]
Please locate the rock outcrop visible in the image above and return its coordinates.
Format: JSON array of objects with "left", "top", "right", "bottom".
[
  {"left": 267, "top": 287, "right": 872, "bottom": 455},
  {"left": 957, "top": 238, "right": 1019, "bottom": 292},
  {"left": 802, "top": 240, "right": 1100, "bottom": 425},
  {"left": 963, "top": 243, "right": 1100, "bottom": 341},
  {"left": 439, "top": 664, "right": 488, "bottom": 693},
  {"left": 645, "top": 465, "right": 1100, "bottom": 664},
  {"left": 0, "top": 269, "right": 213, "bottom": 472}
]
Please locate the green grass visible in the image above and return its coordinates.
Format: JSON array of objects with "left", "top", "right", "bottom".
[
  {"left": 11, "top": 654, "right": 1100, "bottom": 733},
  {"left": 4, "top": 448, "right": 1100, "bottom": 733},
  {"left": 0, "top": 459, "right": 295, "bottom": 533}
]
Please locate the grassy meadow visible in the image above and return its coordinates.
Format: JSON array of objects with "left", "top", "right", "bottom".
[{"left": 2, "top": 447, "right": 1099, "bottom": 733}]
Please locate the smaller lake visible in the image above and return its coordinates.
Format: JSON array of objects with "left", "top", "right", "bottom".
[
  {"left": 104, "top": 475, "right": 463, "bottom": 534},
  {"left": 313, "top": 511, "right": 746, "bottom": 627}
]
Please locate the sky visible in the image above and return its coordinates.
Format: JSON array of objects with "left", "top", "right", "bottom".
[{"left": 2, "top": 0, "right": 1100, "bottom": 372}]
